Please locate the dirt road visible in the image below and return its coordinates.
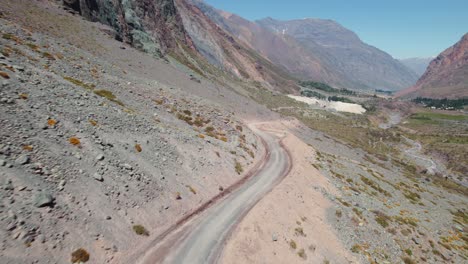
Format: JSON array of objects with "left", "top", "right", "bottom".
[{"left": 136, "top": 124, "right": 291, "bottom": 264}]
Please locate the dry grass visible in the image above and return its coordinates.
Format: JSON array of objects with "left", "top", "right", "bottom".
[
  {"left": 135, "top": 144, "right": 142, "bottom": 153},
  {"left": 88, "top": 119, "right": 98, "bottom": 126},
  {"left": 94, "top": 89, "right": 124, "bottom": 106},
  {"left": 187, "top": 185, "right": 197, "bottom": 194},
  {"left": 63, "top": 76, "right": 95, "bottom": 90},
  {"left": 69, "top": 137, "right": 81, "bottom": 146},
  {"left": 0, "top": 71, "right": 10, "bottom": 79},
  {"left": 47, "top": 119, "right": 57, "bottom": 127}
]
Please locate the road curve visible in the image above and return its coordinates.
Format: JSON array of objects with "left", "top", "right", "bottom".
[{"left": 139, "top": 125, "right": 291, "bottom": 264}]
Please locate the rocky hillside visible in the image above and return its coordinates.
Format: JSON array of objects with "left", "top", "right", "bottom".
[
  {"left": 0, "top": 1, "right": 270, "bottom": 262},
  {"left": 62, "top": 0, "right": 194, "bottom": 56},
  {"left": 398, "top": 33, "right": 468, "bottom": 99},
  {"left": 399, "top": 57, "right": 433, "bottom": 77},
  {"left": 257, "top": 17, "right": 418, "bottom": 91}
]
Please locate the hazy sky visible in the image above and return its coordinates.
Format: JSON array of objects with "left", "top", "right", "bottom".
[{"left": 204, "top": 0, "right": 468, "bottom": 59}]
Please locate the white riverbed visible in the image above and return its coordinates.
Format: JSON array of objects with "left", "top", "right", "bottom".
[{"left": 288, "top": 95, "right": 366, "bottom": 114}]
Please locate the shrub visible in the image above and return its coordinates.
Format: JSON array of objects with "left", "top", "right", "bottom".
[
  {"left": 205, "top": 126, "right": 215, "bottom": 133},
  {"left": 183, "top": 110, "right": 192, "bottom": 116},
  {"left": 290, "top": 240, "right": 297, "bottom": 249},
  {"left": 177, "top": 113, "right": 193, "bottom": 125},
  {"left": 373, "top": 211, "right": 391, "bottom": 228},
  {"left": 18, "top": 93, "right": 28, "bottom": 100},
  {"left": 295, "top": 227, "right": 306, "bottom": 237},
  {"left": 297, "top": 248, "right": 307, "bottom": 259},
  {"left": 235, "top": 160, "right": 243, "bottom": 175},
  {"left": 351, "top": 244, "right": 361, "bottom": 253},
  {"left": 402, "top": 256, "right": 416, "bottom": 264},
  {"left": 71, "top": 248, "right": 90, "bottom": 263},
  {"left": 335, "top": 210, "right": 342, "bottom": 218},
  {"left": 405, "top": 248, "right": 412, "bottom": 256},
  {"left": 133, "top": 225, "right": 149, "bottom": 236},
  {"left": 219, "top": 136, "right": 228, "bottom": 142},
  {"left": 198, "top": 134, "right": 205, "bottom": 139},
  {"left": 69, "top": 137, "right": 81, "bottom": 146},
  {"left": 135, "top": 144, "right": 142, "bottom": 153}
]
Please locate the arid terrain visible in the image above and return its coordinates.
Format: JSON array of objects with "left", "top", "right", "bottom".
[{"left": 0, "top": 1, "right": 466, "bottom": 264}]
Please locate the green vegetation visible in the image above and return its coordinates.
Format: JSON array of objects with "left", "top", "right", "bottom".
[
  {"left": 301, "top": 89, "right": 327, "bottom": 100},
  {"left": 71, "top": 248, "right": 90, "bottom": 263},
  {"left": 299, "top": 81, "right": 356, "bottom": 95},
  {"left": 328, "top": 95, "right": 356, "bottom": 104},
  {"left": 133, "top": 225, "right": 149, "bottom": 236},
  {"left": 408, "top": 112, "right": 468, "bottom": 124},
  {"left": 412, "top": 97, "right": 468, "bottom": 110}
]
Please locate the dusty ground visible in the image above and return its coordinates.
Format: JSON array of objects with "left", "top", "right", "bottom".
[{"left": 221, "top": 120, "right": 358, "bottom": 264}]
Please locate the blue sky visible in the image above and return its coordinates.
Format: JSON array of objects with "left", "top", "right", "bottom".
[{"left": 204, "top": 0, "right": 468, "bottom": 59}]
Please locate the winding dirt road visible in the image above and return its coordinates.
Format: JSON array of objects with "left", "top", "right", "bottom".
[{"left": 136, "top": 124, "right": 292, "bottom": 264}]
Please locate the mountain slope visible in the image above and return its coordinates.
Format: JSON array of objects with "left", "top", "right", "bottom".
[
  {"left": 187, "top": 0, "right": 341, "bottom": 85},
  {"left": 257, "top": 18, "right": 419, "bottom": 91},
  {"left": 397, "top": 33, "right": 468, "bottom": 99},
  {"left": 174, "top": 0, "right": 298, "bottom": 92},
  {"left": 399, "top": 57, "right": 433, "bottom": 77}
]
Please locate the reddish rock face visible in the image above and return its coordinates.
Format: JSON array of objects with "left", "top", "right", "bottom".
[{"left": 398, "top": 33, "right": 468, "bottom": 99}]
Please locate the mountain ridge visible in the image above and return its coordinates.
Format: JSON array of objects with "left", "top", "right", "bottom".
[{"left": 397, "top": 33, "right": 468, "bottom": 99}]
